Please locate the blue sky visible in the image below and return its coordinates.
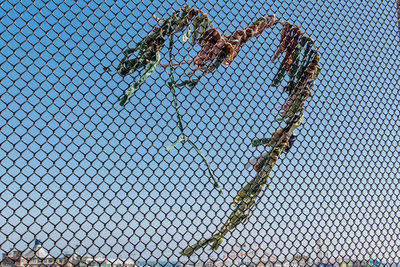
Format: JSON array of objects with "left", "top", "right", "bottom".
[{"left": 0, "top": 0, "right": 399, "bottom": 264}]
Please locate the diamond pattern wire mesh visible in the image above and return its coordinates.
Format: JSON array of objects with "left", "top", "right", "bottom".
[{"left": 0, "top": 0, "right": 399, "bottom": 266}]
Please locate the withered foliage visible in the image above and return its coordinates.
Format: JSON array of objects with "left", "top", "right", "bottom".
[
  {"left": 191, "top": 14, "right": 280, "bottom": 74},
  {"left": 103, "top": 6, "right": 321, "bottom": 256},
  {"left": 179, "top": 10, "right": 321, "bottom": 256},
  {"left": 104, "top": 6, "right": 211, "bottom": 105}
]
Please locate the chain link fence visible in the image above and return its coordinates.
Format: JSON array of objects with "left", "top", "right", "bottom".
[{"left": 1, "top": 0, "right": 399, "bottom": 266}]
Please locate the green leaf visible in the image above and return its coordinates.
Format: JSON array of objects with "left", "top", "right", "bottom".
[
  {"left": 271, "top": 63, "right": 287, "bottom": 87},
  {"left": 118, "top": 95, "right": 128, "bottom": 106},
  {"left": 166, "top": 137, "right": 188, "bottom": 152},
  {"left": 251, "top": 138, "right": 272, "bottom": 147},
  {"left": 203, "top": 57, "right": 224, "bottom": 75},
  {"left": 118, "top": 51, "right": 161, "bottom": 106},
  {"left": 180, "top": 238, "right": 214, "bottom": 256},
  {"left": 174, "top": 6, "right": 192, "bottom": 33},
  {"left": 289, "top": 41, "right": 305, "bottom": 80},
  {"left": 191, "top": 14, "right": 209, "bottom": 45},
  {"left": 116, "top": 57, "right": 143, "bottom": 76},
  {"left": 231, "top": 179, "right": 257, "bottom": 206},
  {"left": 182, "top": 26, "right": 191, "bottom": 42},
  {"left": 296, "top": 38, "right": 315, "bottom": 80},
  {"left": 191, "top": 14, "right": 203, "bottom": 45},
  {"left": 200, "top": 17, "right": 209, "bottom": 36},
  {"left": 180, "top": 5, "right": 192, "bottom": 19},
  {"left": 123, "top": 47, "right": 138, "bottom": 56},
  {"left": 210, "top": 236, "right": 224, "bottom": 250},
  {"left": 288, "top": 112, "right": 304, "bottom": 132},
  {"left": 174, "top": 79, "right": 199, "bottom": 88}
]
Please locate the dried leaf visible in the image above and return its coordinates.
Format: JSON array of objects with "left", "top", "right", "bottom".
[
  {"left": 272, "top": 23, "right": 291, "bottom": 62},
  {"left": 282, "top": 26, "right": 302, "bottom": 71},
  {"left": 245, "top": 152, "right": 269, "bottom": 170},
  {"left": 282, "top": 87, "right": 304, "bottom": 111}
]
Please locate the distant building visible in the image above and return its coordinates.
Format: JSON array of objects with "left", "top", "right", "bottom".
[
  {"left": 20, "top": 239, "right": 57, "bottom": 266},
  {"left": 337, "top": 259, "right": 382, "bottom": 267},
  {"left": 1, "top": 240, "right": 62, "bottom": 267},
  {"left": 183, "top": 248, "right": 312, "bottom": 266},
  {"left": 77, "top": 255, "right": 137, "bottom": 267},
  {"left": 1, "top": 240, "right": 139, "bottom": 267},
  {"left": 221, "top": 248, "right": 281, "bottom": 266},
  {"left": 291, "top": 254, "right": 312, "bottom": 266},
  {"left": 182, "top": 261, "right": 202, "bottom": 267},
  {"left": 1, "top": 251, "right": 22, "bottom": 267},
  {"left": 1, "top": 240, "right": 79, "bottom": 267}
]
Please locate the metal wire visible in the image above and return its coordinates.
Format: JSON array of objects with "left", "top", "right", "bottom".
[{"left": 0, "top": 0, "right": 399, "bottom": 266}]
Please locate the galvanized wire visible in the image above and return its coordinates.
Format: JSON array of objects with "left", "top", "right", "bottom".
[{"left": 0, "top": 0, "right": 399, "bottom": 266}]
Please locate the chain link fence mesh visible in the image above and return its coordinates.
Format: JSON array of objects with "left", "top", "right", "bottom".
[{"left": 1, "top": 0, "right": 399, "bottom": 266}]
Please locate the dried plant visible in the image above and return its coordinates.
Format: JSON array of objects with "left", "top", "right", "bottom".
[
  {"left": 104, "top": 6, "right": 222, "bottom": 191},
  {"left": 103, "top": 6, "right": 321, "bottom": 256}
]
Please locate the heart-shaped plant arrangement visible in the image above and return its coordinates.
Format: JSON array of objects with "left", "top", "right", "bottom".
[{"left": 104, "top": 5, "right": 321, "bottom": 256}]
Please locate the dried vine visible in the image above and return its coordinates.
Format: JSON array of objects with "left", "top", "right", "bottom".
[
  {"left": 105, "top": 6, "right": 222, "bottom": 191},
  {"left": 104, "top": 6, "right": 321, "bottom": 256}
]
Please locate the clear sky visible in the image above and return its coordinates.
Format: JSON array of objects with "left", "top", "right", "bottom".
[{"left": 0, "top": 0, "right": 399, "bottom": 265}]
